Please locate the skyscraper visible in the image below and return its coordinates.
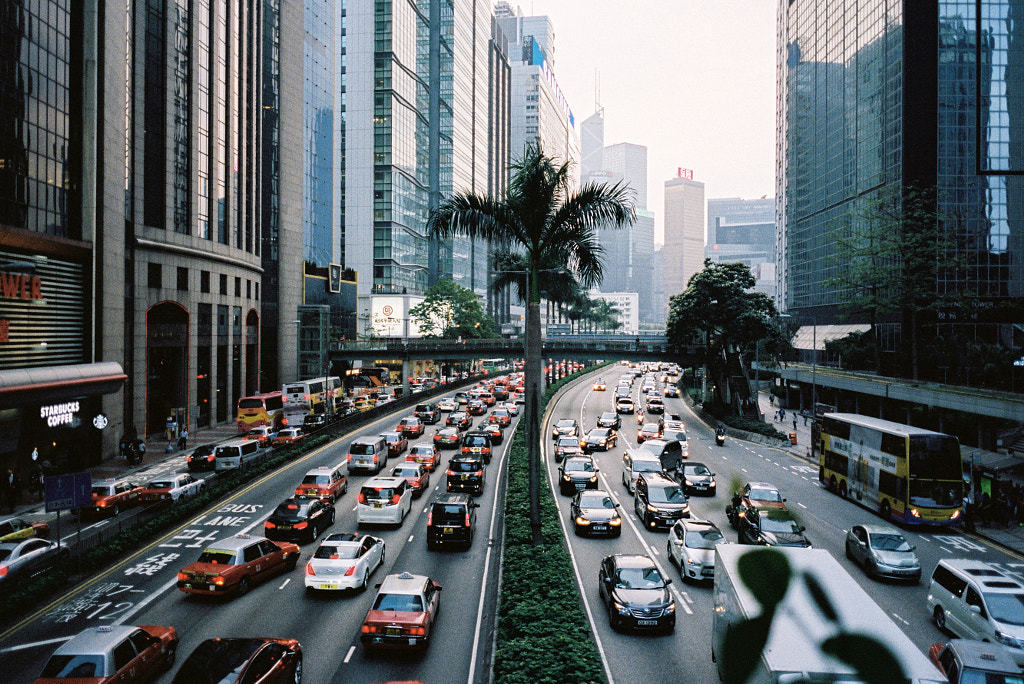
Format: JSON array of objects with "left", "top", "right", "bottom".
[
  {"left": 663, "top": 171, "right": 706, "bottom": 306},
  {"left": 706, "top": 197, "right": 776, "bottom": 298},
  {"left": 777, "top": 2, "right": 1024, "bottom": 346}
]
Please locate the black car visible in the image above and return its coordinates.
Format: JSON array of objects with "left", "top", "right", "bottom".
[
  {"left": 186, "top": 444, "right": 218, "bottom": 472},
  {"left": 736, "top": 506, "right": 811, "bottom": 547},
  {"left": 634, "top": 472, "right": 690, "bottom": 529},
  {"left": 663, "top": 385, "right": 680, "bottom": 398},
  {"left": 303, "top": 414, "right": 328, "bottom": 430},
  {"left": 263, "top": 497, "right": 336, "bottom": 543},
  {"left": 596, "top": 412, "right": 622, "bottom": 430},
  {"left": 558, "top": 456, "right": 600, "bottom": 495},
  {"left": 570, "top": 489, "right": 622, "bottom": 537},
  {"left": 482, "top": 422, "right": 505, "bottom": 445},
  {"left": 461, "top": 431, "right": 493, "bottom": 463},
  {"left": 446, "top": 455, "right": 485, "bottom": 495},
  {"left": 446, "top": 411, "right": 473, "bottom": 431},
  {"left": 679, "top": 462, "right": 716, "bottom": 496},
  {"left": 414, "top": 402, "right": 441, "bottom": 425},
  {"left": 426, "top": 493, "right": 480, "bottom": 549},
  {"left": 598, "top": 554, "right": 675, "bottom": 633},
  {"left": 551, "top": 418, "right": 580, "bottom": 441},
  {"left": 581, "top": 428, "right": 617, "bottom": 453},
  {"left": 173, "top": 637, "right": 303, "bottom": 684}
]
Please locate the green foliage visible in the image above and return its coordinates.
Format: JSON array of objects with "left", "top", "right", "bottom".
[
  {"left": 824, "top": 331, "right": 878, "bottom": 371},
  {"left": 722, "top": 547, "right": 907, "bottom": 684},
  {"left": 408, "top": 279, "right": 498, "bottom": 339}
]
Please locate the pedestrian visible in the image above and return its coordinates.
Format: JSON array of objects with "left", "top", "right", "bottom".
[
  {"left": 3, "top": 469, "right": 14, "bottom": 512},
  {"left": 780, "top": 408, "right": 786, "bottom": 421},
  {"left": 793, "top": 417, "right": 798, "bottom": 431},
  {"left": 769, "top": 395, "right": 775, "bottom": 407},
  {"left": 802, "top": 409, "right": 810, "bottom": 426},
  {"left": 178, "top": 428, "right": 189, "bottom": 451}
]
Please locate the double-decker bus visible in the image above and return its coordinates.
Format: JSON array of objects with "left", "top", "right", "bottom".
[
  {"left": 818, "top": 413, "right": 963, "bottom": 526},
  {"left": 236, "top": 392, "right": 285, "bottom": 433},
  {"left": 480, "top": 359, "right": 508, "bottom": 374},
  {"left": 282, "top": 376, "right": 342, "bottom": 424}
]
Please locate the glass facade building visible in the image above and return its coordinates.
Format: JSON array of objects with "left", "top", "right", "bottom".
[{"left": 777, "top": 1, "right": 1024, "bottom": 341}]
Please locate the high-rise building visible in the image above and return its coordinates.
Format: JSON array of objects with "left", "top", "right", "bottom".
[
  {"left": 579, "top": 110, "right": 604, "bottom": 179},
  {"left": 706, "top": 197, "right": 776, "bottom": 298},
  {"left": 777, "top": 2, "right": 1024, "bottom": 345},
  {"left": 663, "top": 171, "right": 706, "bottom": 303}
]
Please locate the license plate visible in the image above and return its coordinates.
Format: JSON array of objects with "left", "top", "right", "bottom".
[
  {"left": 373, "top": 502, "right": 383, "bottom": 508},
  {"left": 279, "top": 525, "right": 292, "bottom": 529},
  {"left": 575, "top": 483, "right": 586, "bottom": 490},
  {"left": 385, "top": 627, "right": 402, "bottom": 637},
  {"left": 592, "top": 525, "right": 607, "bottom": 531},
  {"left": 443, "top": 527, "right": 454, "bottom": 533},
  {"left": 637, "top": 619, "right": 658, "bottom": 626},
  {"left": 319, "top": 583, "right": 338, "bottom": 590},
  {"left": 472, "top": 448, "right": 481, "bottom": 452},
  {"left": 461, "top": 474, "right": 469, "bottom": 480}
]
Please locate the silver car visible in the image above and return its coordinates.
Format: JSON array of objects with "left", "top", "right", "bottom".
[
  {"left": 666, "top": 518, "right": 728, "bottom": 582},
  {"left": 0, "top": 538, "right": 70, "bottom": 585},
  {"left": 844, "top": 524, "right": 921, "bottom": 581}
]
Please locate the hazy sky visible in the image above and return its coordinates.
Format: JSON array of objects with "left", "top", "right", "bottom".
[{"left": 522, "top": 0, "right": 777, "bottom": 243}]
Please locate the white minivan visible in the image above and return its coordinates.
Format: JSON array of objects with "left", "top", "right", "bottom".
[
  {"left": 348, "top": 435, "right": 388, "bottom": 474},
  {"left": 214, "top": 439, "right": 263, "bottom": 471},
  {"left": 356, "top": 476, "right": 412, "bottom": 526},
  {"left": 928, "top": 558, "right": 1024, "bottom": 648}
]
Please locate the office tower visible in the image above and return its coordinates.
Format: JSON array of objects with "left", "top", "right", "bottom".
[
  {"left": 777, "top": 2, "right": 1024, "bottom": 346},
  {"left": 663, "top": 171, "right": 706, "bottom": 301},
  {"left": 652, "top": 247, "right": 667, "bottom": 325},
  {"left": 707, "top": 197, "right": 776, "bottom": 298},
  {"left": 580, "top": 110, "right": 604, "bottom": 179}
]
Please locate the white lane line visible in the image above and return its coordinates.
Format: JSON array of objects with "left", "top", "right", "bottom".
[
  {"left": 740, "top": 468, "right": 747, "bottom": 473},
  {"left": 279, "top": 579, "right": 291, "bottom": 589},
  {"left": 940, "top": 545, "right": 953, "bottom": 554},
  {"left": 797, "top": 502, "right": 807, "bottom": 509},
  {"left": 407, "top": 535, "right": 414, "bottom": 543},
  {"left": 0, "top": 635, "right": 75, "bottom": 653},
  {"left": 343, "top": 645, "right": 356, "bottom": 663},
  {"left": 891, "top": 612, "right": 909, "bottom": 626}
]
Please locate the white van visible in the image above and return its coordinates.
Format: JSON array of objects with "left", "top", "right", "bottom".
[
  {"left": 356, "top": 476, "right": 412, "bottom": 525},
  {"left": 348, "top": 435, "right": 388, "bottom": 474},
  {"left": 214, "top": 439, "right": 263, "bottom": 471},
  {"left": 928, "top": 558, "right": 1024, "bottom": 648}
]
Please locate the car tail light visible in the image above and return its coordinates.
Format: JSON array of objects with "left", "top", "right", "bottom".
[
  {"left": 97, "top": 500, "right": 107, "bottom": 508},
  {"left": 427, "top": 511, "right": 433, "bottom": 525},
  {"left": 409, "top": 627, "right": 426, "bottom": 636},
  {"left": 362, "top": 624, "right": 375, "bottom": 634},
  {"left": 446, "top": 470, "right": 455, "bottom": 476},
  {"left": 305, "top": 562, "right": 315, "bottom": 576},
  {"left": 461, "top": 447, "right": 469, "bottom": 453},
  {"left": 294, "top": 521, "right": 308, "bottom": 529},
  {"left": 357, "top": 493, "right": 365, "bottom": 503},
  {"left": 212, "top": 576, "right": 225, "bottom": 586},
  {"left": 465, "top": 513, "right": 471, "bottom": 526},
  {"left": 391, "top": 494, "right": 401, "bottom": 504},
  {"left": 344, "top": 565, "right": 356, "bottom": 576},
  {"left": 473, "top": 471, "right": 483, "bottom": 477},
  {"left": 264, "top": 521, "right": 276, "bottom": 529}
]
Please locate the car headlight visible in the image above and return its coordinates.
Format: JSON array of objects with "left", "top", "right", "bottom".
[
  {"left": 686, "top": 557, "right": 700, "bottom": 565},
  {"left": 647, "top": 503, "right": 659, "bottom": 512},
  {"left": 613, "top": 601, "right": 630, "bottom": 615},
  {"left": 609, "top": 517, "right": 621, "bottom": 526},
  {"left": 684, "top": 479, "right": 693, "bottom": 487},
  {"left": 665, "top": 602, "right": 676, "bottom": 613},
  {"left": 562, "top": 474, "right": 571, "bottom": 482},
  {"left": 909, "top": 508, "right": 921, "bottom": 518},
  {"left": 575, "top": 516, "right": 590, "bottom": 526},
  {"left": 589, "top": 474, "right": 598, "bottom": 483}
]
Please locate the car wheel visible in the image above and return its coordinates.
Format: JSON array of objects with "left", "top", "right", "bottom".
[
  {"left": 880, "top": 501, "right": 891, "bottom": 522},
  {"left": 309, "top": 524, "right": 319, "bottom": 543},
  {"left": 839, "top": 480, "right": 848, "bottom": 499},
  {"left": 867, "top": 560, "right": 879, "bottom": 579},
  {"left": 845, "top": 541, "right": 854, "bottom": 561},
  {"left": 829, "top": 476, "right": 837, "bottom": 493},
  {"left": 666, "top": 541, "right": 675, "bottom": 566},
  {"left": 291, "top": 654, "right": 303, "bottom": 683},
  {"left": 359, "top": 568, "right": 369, "bottom": 591},
  {"left": 237, "top": 577, "right": 251, "bottom": 596},
  {"left": 934, "top": 605, "right": 946, "bottom": 630},
  {"left": 112, "top": 504, "right": 120, "bottom": 516},
  {"left": 163, "top": 642, "right": 177, "bottom": 670},
  {"left": 329, "top": 509, "right": 336, "bottom": 526}
]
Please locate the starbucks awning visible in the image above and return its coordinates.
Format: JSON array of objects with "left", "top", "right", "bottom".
[{"left": 0, "top": 362, "right": 127, "bottom": 410}]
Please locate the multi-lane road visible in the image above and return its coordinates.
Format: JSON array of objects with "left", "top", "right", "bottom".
[
  {"left": 0, "top": 405, "right": 514, "bottom": 684},
  {"left": 3, "top": 364, "right": 1022, "bottom": 683}
]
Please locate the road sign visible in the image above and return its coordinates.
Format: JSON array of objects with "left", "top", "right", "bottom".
[{"left": 45, "top": 472, "right": 92, "bottom": 513}]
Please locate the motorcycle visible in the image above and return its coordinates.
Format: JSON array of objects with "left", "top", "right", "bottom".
[{"left": 715, "top": 428, "right": 726, "bottom": 446}]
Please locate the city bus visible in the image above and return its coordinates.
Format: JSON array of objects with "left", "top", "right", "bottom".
[
  {"left": 236, "top": 392, "right": 285, "bottom": 433},
  {"left": 818, "top": 413, "right": 963, "bottom": 526},
  {"left": 282, "top": 376, "right": 342, "bottom": 424},
  {"left": 480, "top": 359, "right": 508, "bottom": 374}
]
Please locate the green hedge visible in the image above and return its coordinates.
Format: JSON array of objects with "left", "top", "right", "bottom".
[{"left": 494, "top": 362, "right": 612, "bottom": 684}]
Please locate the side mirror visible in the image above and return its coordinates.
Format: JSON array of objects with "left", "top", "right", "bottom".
[
  {"left": 614, "top": 503, "right": 621, "bottom": 508},
  {"left": 799, "top": 526, "right": 807, "bottom": 533},
  {"left": 471, "top": 502, "right": 480, "bottom": 508},
  {"left": 665, "top": 578, "right": 673, "bottom": 586},
  {"left": 969, "top": 604, "right": 981, "bottom": 614},
  {"left": 782, "top": 498, "right": 787, "bottom": 503}
]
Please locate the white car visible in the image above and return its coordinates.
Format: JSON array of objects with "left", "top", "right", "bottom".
[
  {"left": 666, "top": 518, "right": 729, "bottom": 582},
  {"left": 139, "top": 473, "right": 205, "bottom": 504},
  {"left": 503, "top": 402, "right": 520, "bottom": 416},
  {"left": 304, "top": 532, "right": 386, "bottom": 592},
  {"left": 437, "top": 398, "right": 458, "bottom": 412},
  {"left": 356, "top": 476, "right": 413, "bottom": 526}
]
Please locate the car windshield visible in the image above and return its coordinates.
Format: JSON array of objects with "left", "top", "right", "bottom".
[
  {"left": 869, "top": 533, "right": 912, "bottom": 551},
  {"left": 587, "top": 431, "right": 608, "bottom": 439},
  {"left": 565, "top": 460, "right": 595, "bottom": 473},
  {"left": 411, "top": 447, "right": 433, "bottom": 455},
  {"left": 641, "top": 424, "right": 660, "bottom": 432},
  {"left": 350, "top": 443, "right": 374, "bottom": 455},
  {"left": 558, "top": 438, "right": 580, "bottom": 448},
  {"left": 147, "top": 481, "right": 173, "bottom": 489},
  {"left": 601, "top": 414, "right": 617, "bottom": 421},
  {"left": 303, "top": 475, "right": 331, "bottom": 486},
  {"left": 634, "top": 460, "right": 661, "bottom": 473},
  {"left": 361, "top": 487, "right": 395, "bottom": 501},
  {"left": 685, "top": 526, "right": 725, "bottom": 549},
  {"left": 749, "top": 488, "right": 783, "bottom": 502},
  {"left": 579, "top": 493, "right": 615, "bottom": 509},
  {"left": 614, "top": 566, "right": 665, "bottom": 589},
  {"left": 196, "top": 549, "right": 235, "bottom": 564},
  {"left": 40, "top": 655, "right": 105, "bottom": 678},
  {"left": 556, "top": 420, "right": 575, "bottom": 429},
  {"left": 432, "top": 504, "right": 467, "bottom": 522},
  {"left": 373, "top": 592, "right": 424, "bottom": 612},
  {"left": 384, "top": 434, "right": 401, "bottom": 443},
  {"left": 666, "top": 430, "right": 687, "bottom": 442},
  {"left": 393, "top": 466, "right": 420, "bottom": 477},
  {"left": 451, "top": 461, "right": 481, "bottom": 473},
  {"left": 649, "top": 485, "right": 686, "bottom": 503},
  {"left": 984, "top": 593, "right": 1024, "bottom": 625},
  {"left": 760, "top": 516, "right": 801, "bottom": 534},
  {"left": 683, "top": 465, "right": 712, "bottom": 477},
  {"left": 464, "top": 436, "right": 488, "bottom": 447},
  {"left": 315, "top": 543, "right": 359, "bottom": 560}
]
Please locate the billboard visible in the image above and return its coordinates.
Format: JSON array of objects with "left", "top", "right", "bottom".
[{"left": 370, "top": 295, "right": 426, "bottom": 338}]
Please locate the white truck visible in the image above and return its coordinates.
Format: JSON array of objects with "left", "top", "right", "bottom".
[{"left": 712, "top": 545, "right": 945, "bottom": 684}]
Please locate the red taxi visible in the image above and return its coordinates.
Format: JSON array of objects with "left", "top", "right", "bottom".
[
  {"left": 407, "top": 444, "right": 441, "bottom": 471},
  {"left": 391, "top": 462, "right": 430, "bottom": 496},
  {"left": 360, "top": 572, "right": 442, "bottom": 651},
  {"left": 294, "top": 465, "right": 348, "bottom": 503},
  {"left": 176, "top": 533, "right": 299, "bottom": 597},
  {"left": 380, "top": 431, "right": 409, "bottom": 457},
  {"left": 396, "top": 416, "right": 426, "bottom": 438},
  {"left": 81, "top": 479, "right": 145, "bottom": 517},
  {"left": 433, "top": 427, "right": 462, "bottom": 449}
]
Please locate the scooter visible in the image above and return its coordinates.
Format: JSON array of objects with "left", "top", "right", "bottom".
[{"left": 715, "top": 428, "right": 726, "bottom": 446}]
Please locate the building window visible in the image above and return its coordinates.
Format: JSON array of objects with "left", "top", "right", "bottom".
[
  {"left": 201, "top": 270, "right": 210, "bottom": 293},
  {"left": 255, "top": 283, "right": 259, "bottom": 300},
  {"left": 148, "top": 263, "right": 162, "bottom": 288},
  {"left": 235, "top": 277, "right": 241, "bottom": 297},
  {"left": 177, "top": 267, "right": 188, "bottom": 291},
  {"left": 220, "top": 273, "right": 228, "bottom": 295},
  {"left": 246, "top": 280, "right": 251, "bottom": 298}
]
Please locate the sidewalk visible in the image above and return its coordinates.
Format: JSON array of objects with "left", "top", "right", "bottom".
[
  {"left": 4, "top": 422, "right": 243, "bottom": 520},
  {"left": 754, "top": 390, "right": 1024, "bottom": 556}
]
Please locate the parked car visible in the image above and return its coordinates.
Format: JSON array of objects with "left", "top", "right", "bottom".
[
  {"left": 360, "top": 572, "right": 442, "bottom": 651},
  {"left": 34, "top": 625, "right": 178, "bottom": 683},
  {"left": 845, "top": 523, "right": 921, "bottom": 582},
  {"left": 570, "top": 489, "right": 621, "bottom": 537},
  {"left": 666, "top": 518, "right": 728, "bottom": 582},
  {"left": 598, "top": 554, "right": 675, "bottom": 633},
  {"left": 0, "top": 538, "right": 69, "bottom": 586},
  {"left": 186, "top": 443, "right": 218, "bottom": 472},
  {"left": 304, "top": 532, "right": 385, "bottom": 592},
  {"left": 173, "top": 637, "right": 301, "bottom": 684},
  {"left": 176, "top": 533, "right": 300, "bottom": 597}
]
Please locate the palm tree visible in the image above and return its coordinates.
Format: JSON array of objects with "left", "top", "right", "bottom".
[{"left": 427, "top": 143, "right": 635, "bottom": 545}]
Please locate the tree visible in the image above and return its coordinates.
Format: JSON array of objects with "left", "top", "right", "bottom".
[
  {"left": 826, "top": 184, "right": 970, "bottom": 379},
  {"left": 428, "top": 142, "right": 635, "bottom": 546},
  {"left": 666, "top": 259, "right": 777, "bottom": 406},
  {"left": 408, "top": 279, "right": 497, "bottom": 339}
]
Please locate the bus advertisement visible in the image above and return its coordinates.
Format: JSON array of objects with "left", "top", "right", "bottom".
[
  {"left": 236, "top": 392, "right": 285, "bottom": 433},
  {"left": 282, "top": 376, "right": 342, "bottom": 424},
  {"left": 818, "top": 413, "right": 963, "bottom": 526}
]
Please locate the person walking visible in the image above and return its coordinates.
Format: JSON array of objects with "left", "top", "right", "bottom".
[
  {"left": 178, "top": 428, "right": 189, "bottom": 451},
  {"left": 3, "top": 469, "right": 14, "bottom": 512}
]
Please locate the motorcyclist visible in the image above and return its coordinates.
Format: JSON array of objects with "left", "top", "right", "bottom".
[{"left": 715, "top": 426, "right": 726, "bottom": 445}]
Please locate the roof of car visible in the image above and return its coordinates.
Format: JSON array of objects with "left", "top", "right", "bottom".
[
  {"left": 608, "top": 553, "right": 657, "bottom": 569},
  {"left": 53, "top": 625, "right": 145, "bottom": 655},
  {"left": 204, "top": 533, "right": 269, "bottom": 552},
  {"left": 432, "top": 492, "right": 473, "bottom": 505},
  {"left": 943, "top": 639, "right": 1024, "bottom": 673},
  {"left": 855, "top": 523, "right": 904, "bottom": 536},
  {"left": 363, "top": 476, "right": 405, "bottom": 488},
  {"left": 323, "top": 532, "right": 363, "bottom": 543},
  {"left": 378, "top": 571, "right": 431, "bottom": 595}
]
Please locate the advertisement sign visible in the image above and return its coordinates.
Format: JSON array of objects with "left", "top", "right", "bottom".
[{"left": 371, "top": 295, "right": 426, "bottom": 338}]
